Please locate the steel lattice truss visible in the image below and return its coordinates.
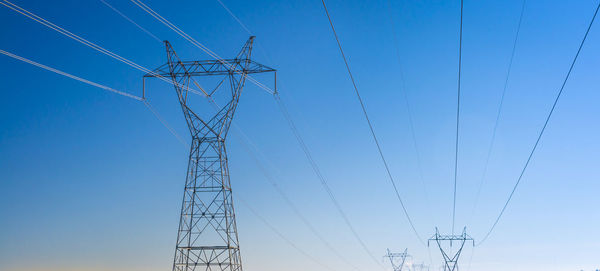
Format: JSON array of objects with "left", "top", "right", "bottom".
[
  {"left": 145, "top": 36, "right": 275, "bottom": 271},
  {"left": 428, "top": 227, "right": 474, "bottom": 271},
  {"left": 385, "top": 248, "right": 411, "bottom": 271},
  {"left": 411, "top": 263, "right": 429, "bottom": 271}
]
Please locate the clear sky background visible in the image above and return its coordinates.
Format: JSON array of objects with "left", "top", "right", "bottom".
[{"left": 1, "top": 0, "right": 599, "bottom": 270}]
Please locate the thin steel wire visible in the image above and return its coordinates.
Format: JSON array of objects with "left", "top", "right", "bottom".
[
  {"left": 320, "top": 0, "right": 426, "bottom": 247},
  {"left": 0, "top": 0, "right": 204, "bottom": 96},
  {"left": 0, "top": 49, "right": 188, "bottom": 151},
  {"left": 477, "top": 0, "right": 600, "bottom": 246},
  {"left": 143, "top": 100, "right": 187, "bottom": 146},
  {"left": 384, "top": 0, "right": 432, "bottom": 216},
  {"left": 215, "top": 0, "right": 252, "bottom": 34},
  {"left": 99, "top": 0, "right": 162, "bottom": 42},
  {"left": 469, "top": 0, "right": 527, "bottom": 224},
  {"left": 452, "top": 0, "right": 464, "bottom": 236},
  {"left": 211, "top": 2, "right": 363, "bottom": 269},
  {"left": 0, "top": 49, "right": 142, "bottom": 101},
  {"left": 130, "top": 0, "right": 274, "bottom": 95},
  {"left": 234, "top": 129, "right": 361, "bottom": 271},
  {"left": 238, "top": 196, "right": 337, "bottom": 271},
  {"left": 275, "top": 94, "right": 386, "bottom": 267}
]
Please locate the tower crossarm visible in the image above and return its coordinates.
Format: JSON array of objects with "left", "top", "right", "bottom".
[
  {"left": 144, "top": 59, "right": 275, "bottom": 78},
  {"left": 427, "top": 227, "right": 474, "bottom": 246}
]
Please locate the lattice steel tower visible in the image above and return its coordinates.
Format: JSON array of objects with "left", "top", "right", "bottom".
[
  {"left": 428, "top": 227, "right": 474, "bottom": 271},
  {"left": 144, "top": 36, "right": 275, "bottom": 271},
  {"left": 384, "top": 248, "right": 411, "bottom": 271}
]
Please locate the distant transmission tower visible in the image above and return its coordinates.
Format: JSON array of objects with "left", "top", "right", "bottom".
[
  {"left": 385, "top": 248, "right": 411, "bottom": 271},
  {"left": 411, "top": 262, "right": 429, "bottom": 271},
  {"left": 144, "top": 36, "right": 275, "bottom": 271},
  {"left": 428, "top": 227, "right": 473, "bottom": 271}
]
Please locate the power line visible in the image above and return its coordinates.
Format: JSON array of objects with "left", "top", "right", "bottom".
[
  {"left": 320, "top": 0, "right": 426, "bottom": 246},
  {"left": 99, "top": 0, "right": 162, "bottom": 43},
  {"left": 384, "top": 0, "right": 431, "bottom": 214},
  {"left": 201, "top": 92, "right": 362, "bottom": 270},
  {"left": 0, "top": 49, "right": 142, "bottom": 101},
  {"left": 2, "top": 4, "right": 339, "bottom": 268},
  {"left": 469, "top": 0, "right": 527, "bottom": 224},
  {"left": 130, "top": 0, "right": 275, "bottom": 95},
  {"left": 97, "top": 4, "right": 342, "bottom": 262},
  {"left": 238, "top": 196, "right": 337, "bottom": 271},
  {"left": 210, "top": 1, "right": 378, "bottom": 267},
  {"left": 142, "top": 99, "right": 187, "bottom": 146},
  {"left": 126, "top": 5, "right": 352, "bottom": 262},
  {"left": 143, "top": 51, "right": 346, "bottom": 270},
  {"left": 452, "top": 0, "right": 464, "bottom": 236},
  {"left": 17, "top": 0, "right": 346, "bottom": 264},
  {"left": 0, "top": 48, "right": 188, "bottom": 150},
  {"left": 0, "top": 0, "right": 205, "bottom": 97},
  {"left": 275, "top": 94, "right": 385, "bottom": 268},
  {"left": 477, "top": 0, "right": 600, "bottom": 246},
  {"left": 102, "top": 3, "right": 217, "bottom": 108},
  {"left": 215, "top": 0, "right": 252, "bottom": 34},
  {"left": 234, "top": 128, "right": 361, "bottom": 271},
  {"left": 214, "top": 0, "right": 274, "bottom": 64}
]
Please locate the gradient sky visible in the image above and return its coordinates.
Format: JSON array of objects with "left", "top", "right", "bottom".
[{"left": 1, "top": 0, "right": 599, "bottom": 270}]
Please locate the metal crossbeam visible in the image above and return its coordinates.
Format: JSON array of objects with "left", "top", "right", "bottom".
[{"left": 146, "top": 59, "right": 275, "bottom": 77}]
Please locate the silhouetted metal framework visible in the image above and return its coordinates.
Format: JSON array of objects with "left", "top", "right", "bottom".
[
  {"left": 144, "top": 36, "right": 275, "bottom": 271},
  {"left": 428, "top": 227, "right": 473, "bottom": 271},
  {"left": 412, "top": 262, "right": 429, "bottom": 271},
  {"left": 385, "top": 248, "right": 411, "bottom": 271}
]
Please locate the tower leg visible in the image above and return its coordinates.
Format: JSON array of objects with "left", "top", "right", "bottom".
[{"left": 172, "top": 138, "right": 242, "bottom": 271}]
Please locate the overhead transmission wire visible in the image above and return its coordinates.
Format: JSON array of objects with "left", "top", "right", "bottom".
[
  {"left": 469, "top": 0, "right": 527, "bottom": 224},
  {"left": 0, "top": 48, "right": 188, "bottom": 147},
  {"left": 2, "top": 0, "right": 387, "bottom": 267},
  {"left": 94, "top": 2, "right": 356, "bottom": 269},
  {"left": 477, "top": 0, "right": 600, "bottom": 246},
  {"left": 142, "top": 100, "right": 187, "bottom": 146},
  {"left": 234, "top": 128, "right": 361, "bottom": 271},
  {"left": 211, "top": 1, "right": 372, "bottom": 269},
  {"left": 0, "top": 49, "right": 142, "bottom": 101},
  {"left": 204, "top": 95, "right": 356, "bottom": 271},
  {"left": 320, "top": 0, "right": 426, "bottom": 246},
  {"left": 452, "top": 0, "right": 464, "bottom": 236},
  {"left": 3, "top": 2, "right": 338, "bottom": 267},
  {"left": 0, "top": 0, "right": 200, "bottom": 147},
  {"left": 135, "top": 0, "right": 384, "bottom": 267},
  {"left": 275, "top": 95, "right": 385, "bottom": 269},
  {"left": 215, "top": 0, "right": 252, "bottom": 34},
  {"left": 150, "top": 97, "right": 343, "bottom": 271},
  {"left": 237, "top": 197, "right": 336, "bottom": 271},
  {"left": 98, "top": 0, "right": 161, "bottom": 43},
  {"left": 0, "top": 0, "right": 204, "bottom": 97},
  {"left": 384, "top": 0, "right": 433, "bottom": 225},
  {"left": 130, "top": 0, "right": 274, "bottom": 95},
  {"left": 101, "top": 4, "right": 358, "bottom": 268}
]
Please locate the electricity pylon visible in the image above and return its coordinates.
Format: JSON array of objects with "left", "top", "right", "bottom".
[
  {"left": 385, "top": 248, "right": 411, "bottom": 271},
  {"left": 412, "top": 262, "right": 429, "bottom": 271},
  {"left": 428, "top": 227, "right": 474, "bottom": 271},
  {"left": 144, "top": 36, "right": 275, "bottom": 271}
]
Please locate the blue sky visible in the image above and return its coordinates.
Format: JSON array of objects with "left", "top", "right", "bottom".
[{"left": 1, "top": 0, "right": 599, "bottom": 270}]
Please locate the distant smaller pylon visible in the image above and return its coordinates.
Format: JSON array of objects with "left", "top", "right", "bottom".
[
  {"left": 412, "top": 262, "right": 429, "bottom": 271},
  {"left": 428, "top": 227, "right": 474, "bottom": 271},
  {"left": 384, "top": 248, "right": 411, "bottom": 271}
]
